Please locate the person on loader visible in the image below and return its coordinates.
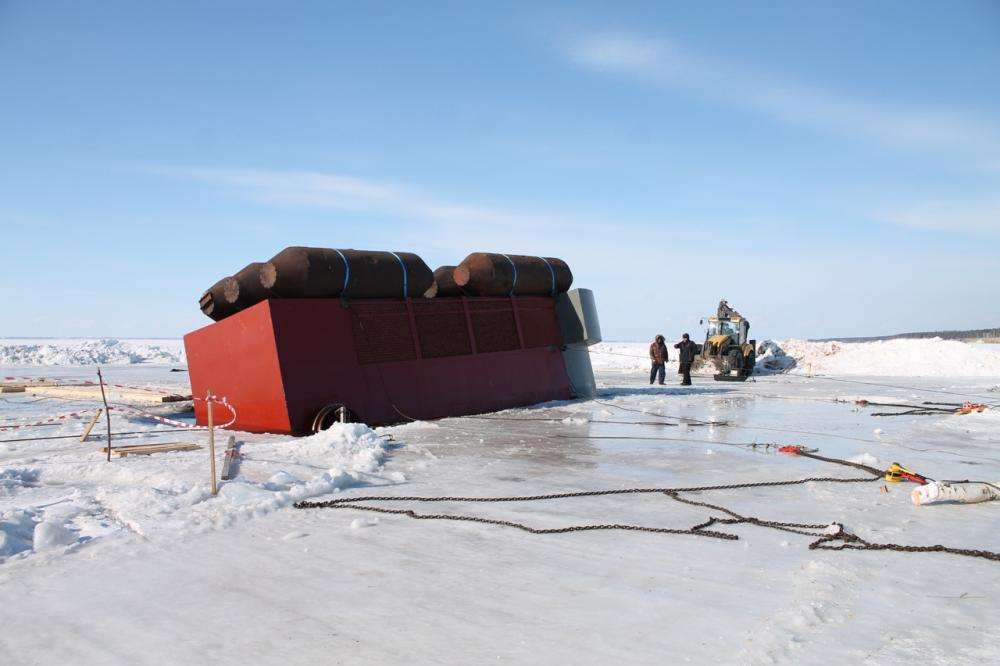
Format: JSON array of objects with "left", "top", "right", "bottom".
[
  {"left": 649, "top": 335, "right": 668, "bottom": 385},
  {"left": 675, "top": 333, "right": 696, "bottom": 386}
]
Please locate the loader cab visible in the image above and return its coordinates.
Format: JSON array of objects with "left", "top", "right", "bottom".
[
  {"left": 697, "top": 301, "right": 756, "bottom": 381},
  {"left": 703, "top": 316, "right": 749, "bottom": 346}
]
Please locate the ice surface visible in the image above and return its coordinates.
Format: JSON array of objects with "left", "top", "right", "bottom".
[{"left": 0, "top": 355, "right": 998, "bottom": 664}]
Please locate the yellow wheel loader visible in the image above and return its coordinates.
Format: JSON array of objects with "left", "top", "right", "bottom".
[{"left": 693, "top": 300, "right": 756, "bottom": 381}]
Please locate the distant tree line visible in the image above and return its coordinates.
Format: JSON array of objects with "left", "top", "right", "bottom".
[{"left": 816, "top": 328, "right": 1000, "bottom": 343}]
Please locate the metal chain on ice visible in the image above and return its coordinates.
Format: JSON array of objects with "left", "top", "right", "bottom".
[
  {"left": 296, "top": 449, "right": 1000, "bottom": 563},
  {"left": 334, "top": 306, "right": 999, "bottom": 560}
]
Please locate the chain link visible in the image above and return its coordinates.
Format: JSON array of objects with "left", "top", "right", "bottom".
[
  {"left": 306, "top": 501, "right": 739, "bottom": 541},
  {"left": 809, "top": 526, "right": 1000, "bottom": 561},
  {"left": 664, "top": 491, "right": 835, "bottom": 537},
  {"left": 295, "top": 451, "right": 1000, "bottom": 563}
]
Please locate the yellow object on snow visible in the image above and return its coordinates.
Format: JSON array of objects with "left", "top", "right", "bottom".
[{"left": 884, "top": 463, "right": 925, "bottom": 484}]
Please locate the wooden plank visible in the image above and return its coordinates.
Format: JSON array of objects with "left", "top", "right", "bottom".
[
  {"left": 104, "top": 445, "right": 200, "bottom": 457},
  {"left": 1, "top": 378, "right": 58, "bottom": 393},
  {"left": 220, "top": 435, "right": 242, "bottom": 481},
  {"left": 26, "top": 385, "right": 192, "bottom": 405},
  {"left": 80, "top": 409, "right": 103, "bottom": 442},
  {"left": 101, "top": 442, "right": 201, "bottom": 457}
]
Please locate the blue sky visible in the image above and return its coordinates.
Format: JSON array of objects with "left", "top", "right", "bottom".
[{"left": 2, "top": 1, "right": 998, "bottom": 341}]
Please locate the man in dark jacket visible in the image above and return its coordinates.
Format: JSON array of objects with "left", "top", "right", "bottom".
[
  {"left": 674, "top": 333, "right": 696, "bottom": 386},
  {"left": 649, "top": 335, "right": 668, "bottom": 385}
]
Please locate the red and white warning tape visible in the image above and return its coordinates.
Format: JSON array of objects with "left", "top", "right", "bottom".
[
  {"left": 198, "top": 394, "right": 238, "bottom": 429},
  {"left": 0, "top": 410, "right": 92, "bottom": 430},
  {"left": 112, "top": 396, "right": 237, "bottom": 430},
  {"left": 0, "top": 396, "right": 236, "bottom": 432}
]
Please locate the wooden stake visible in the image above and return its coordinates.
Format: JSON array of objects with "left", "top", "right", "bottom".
[
  {"left": 220, "top": 435, "right": 240, "bottom": 481},
  {"left": 97, "top": 368, "right": 112, "bottom": 462},
  {"left": 80, "top": 408, "right": 103, "bottom": 442},
  {"left": 207, "top": 390, "right": 218, "bottom": 496}
]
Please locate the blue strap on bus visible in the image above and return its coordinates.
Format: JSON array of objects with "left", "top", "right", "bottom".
[
  {"left": 389, "top": 251, "right": 408, "bottom": 298},
  {"left": 334, "top": 249, "right": 351, "bottom": 297},
  {"left": 539, "top": 256, "right": 556, "bottom": 295},
  {"left": 500, "top": 253, "right": 517, "bottom": 296}
]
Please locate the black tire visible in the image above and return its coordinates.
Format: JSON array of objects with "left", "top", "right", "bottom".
[
  {"left": 311, "top": 403, "right": 355, "bottom": 433},
  {"left": 726, "top": 347, "right": 742, "bottom": 372}
]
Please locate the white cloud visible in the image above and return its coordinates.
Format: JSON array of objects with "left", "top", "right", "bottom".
[
  {"left": 146, "top": 165, "right": 626, "bottom": 257},
  {"left": 569, "top": 33, "right": 678, "bottom": 74},
  {"left": 151, "top": 165, "right": 568, "bottom": 228},
  {"left": 562, "top": 31, "right": 1000, "bottom": 161},
  {"left": 150, "top": 164, "right": 778, "bottom": 294},
  {"left": 880, "top": 201, "right": 1000, "bottom": 235}
]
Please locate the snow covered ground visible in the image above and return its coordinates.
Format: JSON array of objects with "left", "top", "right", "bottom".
[
  {"left": 592, "top": 337, "right": 1000, "bottom": 378},
  {"left": 1, "top": 346, "right": 999, "bottom": 664},
  {"left": 3, "top": 335, "right": 996, "bottom": 376}
]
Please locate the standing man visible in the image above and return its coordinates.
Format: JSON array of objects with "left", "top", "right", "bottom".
[
  {"left": 649, "top": 335, "right": 668, "bottom": 385},
  {"left": 675, "top": 333, "right": 696, "bottom": 386}
]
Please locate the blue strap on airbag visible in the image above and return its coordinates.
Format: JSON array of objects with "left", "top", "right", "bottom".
[
  {"left": 500, "top": 253, "right": 517, "bottom": 296},
  {"left": 389, "top": 251, "right": 408, "bottom": 298},
  {"left": 539, "top": 256, "right": 556, "bottom": 296},
  {"left": 334, "top": 249, "right": 351, "bottom": 297}
]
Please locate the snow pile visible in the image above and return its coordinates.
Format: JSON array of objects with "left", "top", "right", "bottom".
[
  {"left": 757, "top": 337, "right": 1000, "bottom": 377},
  {"left": 0, "top": 468, "right": 40, "bottom": 495},
  {"left": 120, "top": 423, "right": 393, "bottom": 537},
  {"left": 756, "top": 340, "right": 797, "bottom": 373},
  {"left": 0, "top": 338, "right": 185, "bottom": 366},
  {"left": 0, "top": 509, "right": 37, "bottom": 558},
  {"left": 590, "top": 338, "right": 1000, "bottom": 378},
  {"left": 0, "top": 423, "right": 395, "bottom": 561}
]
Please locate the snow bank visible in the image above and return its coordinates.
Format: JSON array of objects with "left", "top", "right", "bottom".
[
  {"left": 0, "top": 423, "right": 394, "bottom": 562},
  {"left": 756, "top": 340, "right": 797, "bottom": 373},
  {"left": 757, "top": 338, "right": 1000, "bottom": 377},
  {"left": 590, "top": 338, "right": 1000, "bottom": 378},
  {"left": 0, "top": 338, "right": 184, "bottom": 366}
]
